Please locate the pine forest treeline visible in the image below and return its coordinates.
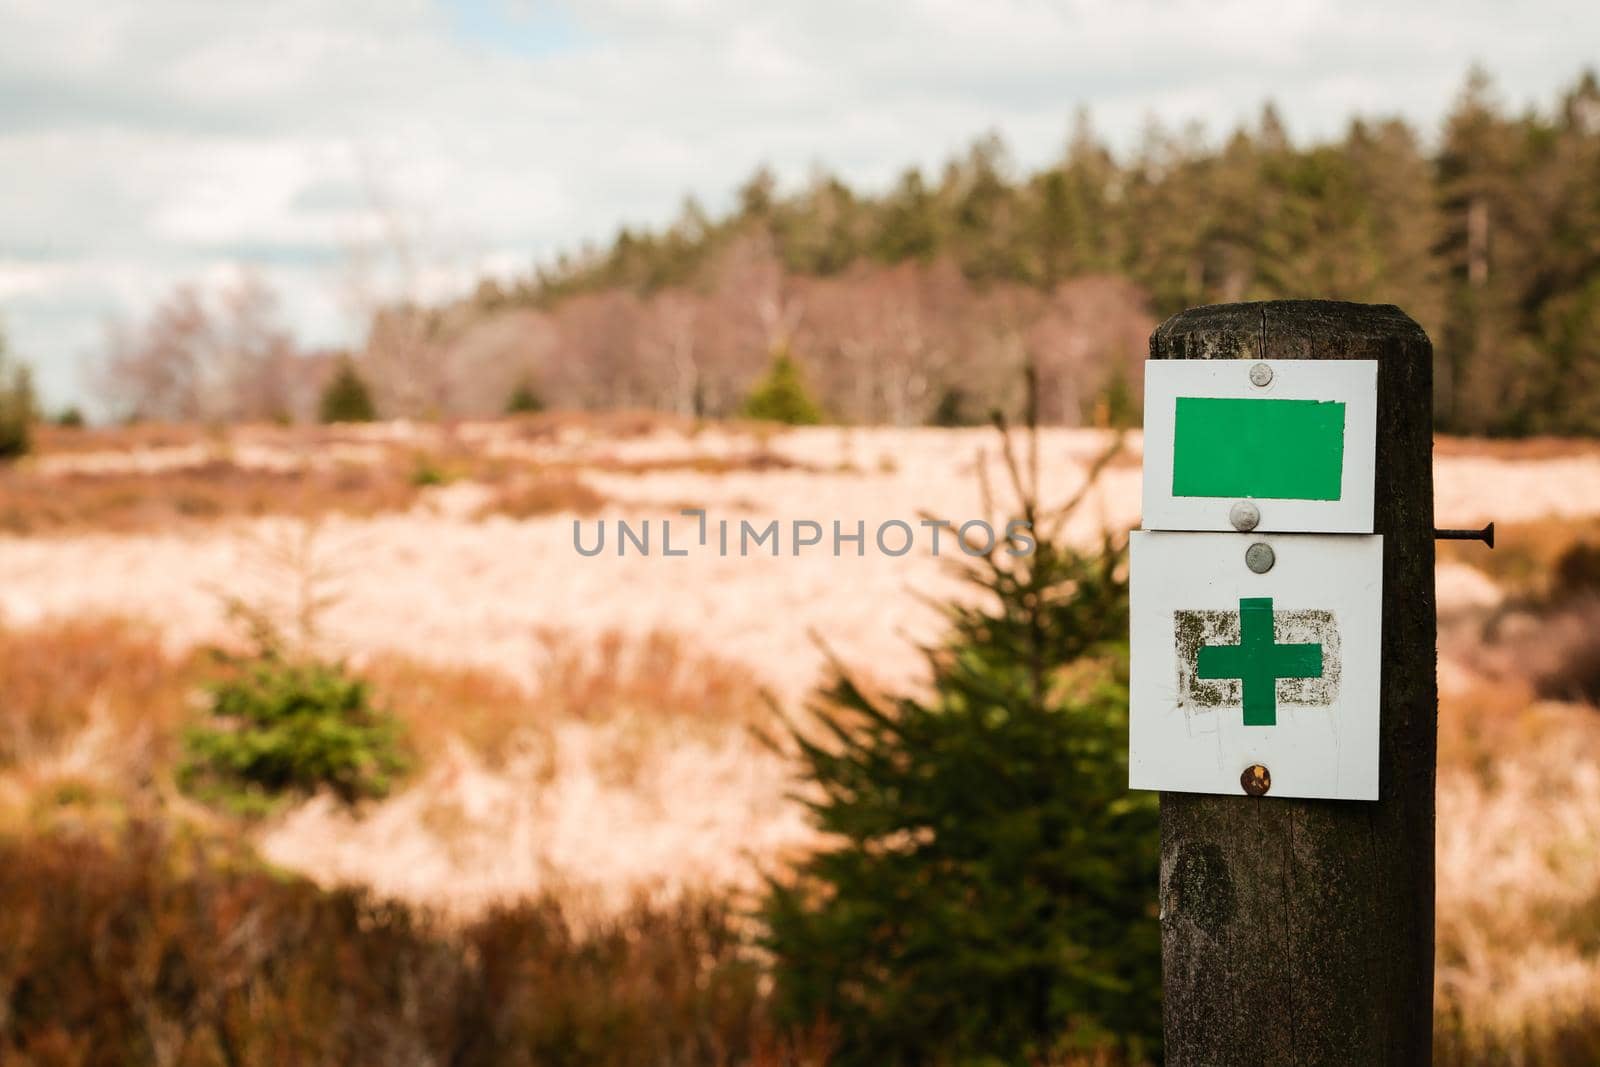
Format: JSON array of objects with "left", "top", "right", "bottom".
[{"left": 103, "top": 69, "right": 1600, "bottom": 435}]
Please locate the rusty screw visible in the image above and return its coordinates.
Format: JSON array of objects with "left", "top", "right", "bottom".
[{"left": 1241, "top": 764, "right": 1272, "bottom": 797}]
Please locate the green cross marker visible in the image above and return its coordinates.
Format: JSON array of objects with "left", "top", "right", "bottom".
[{"left": 1196, "top": 597, "right": 1323, "bottom": 726}]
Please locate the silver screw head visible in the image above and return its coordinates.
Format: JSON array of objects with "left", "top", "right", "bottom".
[
  {"left": 1249, "top": 362, "right": 1274, "bottom": 387},
  {"left": 1229, "top": 500, "right": 1261, "bottom": 531},
  {"left": 1245, "top": 542, "right": 1276, "bottom": 573}
]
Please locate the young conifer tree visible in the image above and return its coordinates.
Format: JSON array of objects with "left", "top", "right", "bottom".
[
  {"left": 0, "top": 325, "right": 38, "bottom": 460},
  {"left": 319, "top": 357, "right": 377, "bottom": 424},
  {"left": 742, "top": 348, "right": 824, "bottom": 425},
  {"left": 763, "top": 370, "right": 1160, "bottom": 1065}
]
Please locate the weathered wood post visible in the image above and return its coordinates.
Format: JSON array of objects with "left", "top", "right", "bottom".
[{"left": 1150, "top": 301, "right": 1437, "bottom": 1065}]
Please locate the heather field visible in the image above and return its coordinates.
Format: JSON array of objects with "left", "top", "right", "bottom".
[{"left": 1, "top": 415, "right": 1598, "bottom": 1062}]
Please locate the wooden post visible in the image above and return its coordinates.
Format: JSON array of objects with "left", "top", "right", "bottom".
[{"left": 1151, "top": 301, "right": 1437, "bottom": 1065}]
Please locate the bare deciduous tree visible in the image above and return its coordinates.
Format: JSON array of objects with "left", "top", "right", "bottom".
[{"left": 97, "top": 274, "right": 301, "bottom": 423}]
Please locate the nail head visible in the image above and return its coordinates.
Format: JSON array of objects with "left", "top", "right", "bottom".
[
  {"left": 1249, "top": 362, "right": 1274, "bottom": 387},
  {"left": 1245, "top": 542, "right": 1276, "bottom": 573},
  {"left": 1229, "top": 500, "right": 1261, "bottom": 532},
  {"left": 1241, "top": 764, "right": 1272, "bottom": 796}
]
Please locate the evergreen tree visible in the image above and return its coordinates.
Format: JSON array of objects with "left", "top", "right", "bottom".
[
  {"left": 777, "top": 173, "right": 865, "bottom": 275},
  {"left": 0, "top": 327, "right": 37, "bottom": 460},
  {"left": 1435, "top": 66, "right": 1527, "bottom": 432},
  {"left": 505, "top": 379, "right": 544, "bottom": 415},
  {"left": 1526, "top": 71, "right": 1600, "bottom": 434},
  {"left": 944, "top": 132, "right": 1028, "bottom": 282},
  {"left": 742, "top": 349, "right": 824, "bottom": 425},
  {"left": 929, "top": 385, "right": 974, "bottom": 427},
  {"left": 318, "top": 358, "right": 377, "bottom": 423},
  {"left": 1120, "top": 118, "right": 1214, "bottom": 314},
  {"left": 1342, "top": 118, "right": 1445, "bottom": 329},
  {"left": 764, "top": 425, "right": 1160, "bottom": 1065},
  {"left": 1033, "top": 110, "right": 1119, "bottom": 285},
  {"left": 738, "top": 165, "right": 779, "bottom": 220},
  {"left": 874, "top": 169, "right": 942, "bottom": 263}
]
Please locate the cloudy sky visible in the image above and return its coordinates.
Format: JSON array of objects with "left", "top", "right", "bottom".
[{"left": 1, "top": 0, "right": 1593, "bottom": 407}]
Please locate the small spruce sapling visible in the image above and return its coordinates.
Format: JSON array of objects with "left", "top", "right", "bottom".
[{"left": 763, "top": 366, "right": 1160, "bottom": 1065}]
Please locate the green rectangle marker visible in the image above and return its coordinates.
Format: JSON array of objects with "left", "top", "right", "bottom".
[{"left": 1172, "top": 397, "right": 1345, "bottom": 500}]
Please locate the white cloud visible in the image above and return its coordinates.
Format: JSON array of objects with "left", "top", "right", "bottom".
[{"left": 0, "top": 0, "right": 1593, "bottom": 406}]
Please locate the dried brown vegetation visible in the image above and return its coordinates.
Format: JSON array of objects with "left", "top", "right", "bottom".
[
  {"left": 0, "top": 418, "right": 1598, "bottom": 1062},
  {"left": 1434, "top": 435, "right": 1600, "bottom": 460},
  {"left": 1435, "top": 676, "right": 1600, "bottom": 1064},
  {"left": 6, "top": 416, "right": 832, "bottom": 533},
  {"left": 0, "top": 613, "right": 772, "bottom": 790},
  {"left": 475, "top": 474, "right": 608, "bottom": 519},
  {"left": 1431, "top": 518, "right": 1600, "bottom": 1064},
  {"left": 363, "top": 628, "right": 769, "bottom": 769},
  {"left": 0, "top": 460, "right": 422, "bottom": 534},
  {"left": 1438, "top": 516, "right": 1600, "bottom": 598},
  {"left": 0, "top": 821, "right": 822, "bottom": 1067},
  {"left": 0, "top": 616, "right": 191, "bottom": 769},
  {"left": 529, "top": 627, "right": 772, "bottom": 730}
]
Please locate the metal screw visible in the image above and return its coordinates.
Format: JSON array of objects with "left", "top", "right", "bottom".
[
  {"left": 1241, "top": 764, "right": 1272, "bottom": 797},
  {"left": 1249, "top": 362, "right": 1274, "bottom": 387},
  {"left": 1229, "top": 500, "right": 1261, "bottom": 532},
  {"left": 1245, "top": 542, "right": 1275, "bottom": 573}
]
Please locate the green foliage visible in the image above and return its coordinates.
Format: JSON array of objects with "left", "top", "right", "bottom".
[
  {"left": 0, "top": 329, "right": 37, "bottom": 461},
  {"left": 1100, "top": 367, "right": 1137, "bottom": 429},
  {"left": 319, "top": 357, "right": 377, "bottom": 423},
  {"left": 0, "top": 823, "right": 791, "bottom": 1067},
  {"left": 763, "top": 430, "right": 1160, "bottom": 1065},
  {"left": 54, "top": 406, "right": 86, "bottom": 428},
  {"left": 742, "top": 349, "right": 824, "bottom": 425},
  {"left": 1554, "top": 540, "right": 1600, "bottom": 599},
  {"left": 409, "top": 454, "right": 452, "bottom": 487},
  {"left": 930, "top": 386, "right": 977, "bottom": 427},
  {"left": 506, "top": 378, "right": 545, "bottom": 414},
  {"left": 180, "top": 629, "right": 408, "bottom": 814}
]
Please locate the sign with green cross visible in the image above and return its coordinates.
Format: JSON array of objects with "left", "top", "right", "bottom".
[{"left": 1128, "top": 532, "right": 1382, "bottom": 800}]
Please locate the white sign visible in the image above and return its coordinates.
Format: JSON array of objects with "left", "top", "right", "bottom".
[
  {"left": 1141, "top": 359, "right": 1377, "bottom": 534},
  {"left": 1128, "top": 530, "right": 1383, "bottom": 800}
]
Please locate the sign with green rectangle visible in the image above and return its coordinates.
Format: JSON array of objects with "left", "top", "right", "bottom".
[
  {"left": 1141, "top": 359, "right": 1376, "bottom": 533},
  {"left": 1172, "top": 397, "right": 1346, "bottom": 501}
]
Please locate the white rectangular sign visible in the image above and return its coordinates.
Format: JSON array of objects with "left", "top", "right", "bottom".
[
  {"left": 1128, "top": 530, "right": 1383, "bottom": 800},
  {"left": 1141, "top": 359, "right": 1377, "bottom": 534}
]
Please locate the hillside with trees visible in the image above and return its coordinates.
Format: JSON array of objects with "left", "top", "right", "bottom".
[{"left": 99, "top": 68, "right": 1600, "bottom": 434}]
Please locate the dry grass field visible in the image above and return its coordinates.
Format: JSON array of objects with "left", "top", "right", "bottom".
[{"left": 2, "top": 414, "right": 1599, "bottom": 1059}]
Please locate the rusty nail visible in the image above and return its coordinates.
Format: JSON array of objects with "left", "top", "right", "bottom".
[{"left": 1241, "top": 764, "right": 1272, "bottom": 797}]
